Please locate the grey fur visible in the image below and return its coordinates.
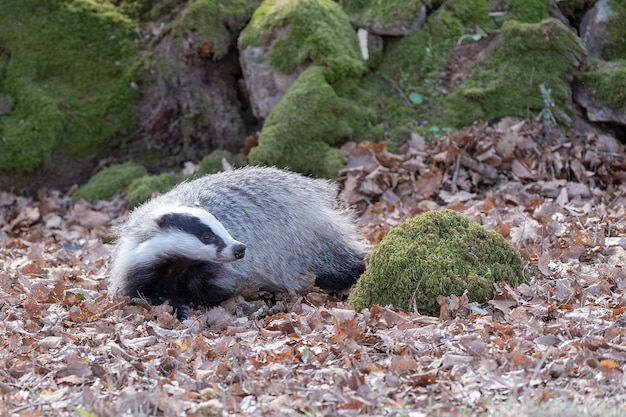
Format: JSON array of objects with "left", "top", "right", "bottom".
[{"left": 109, "top": 166, "right": 366, "bottom": 316}]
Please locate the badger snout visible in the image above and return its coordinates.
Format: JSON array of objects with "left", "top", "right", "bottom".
[{"left": 233, "top": 243, "right": 246, "bottom": 260}]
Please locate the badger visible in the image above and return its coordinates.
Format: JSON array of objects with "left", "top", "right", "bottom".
[{"left": 109, "top": 166, "right": 366, "bottom": 319}]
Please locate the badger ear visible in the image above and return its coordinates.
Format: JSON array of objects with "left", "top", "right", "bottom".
[{"left": 156, "top": 213, "right": 175, "bottom": 229}]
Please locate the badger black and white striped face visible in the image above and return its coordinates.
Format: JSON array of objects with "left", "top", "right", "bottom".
[{"left": 138, "top": 206, "right": 246, "bottom": 263}]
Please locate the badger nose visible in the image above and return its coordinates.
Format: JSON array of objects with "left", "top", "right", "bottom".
[{"left": 233, "top": 244, "right": 246, "bottom": 259}]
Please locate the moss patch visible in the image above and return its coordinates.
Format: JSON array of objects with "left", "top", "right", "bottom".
[
  {"left": 442, "top": 18, "right": 585, "bottom": 128},
  {"left": 505, "top": 0, "right": 550, "bottom": 23},
  {"left": 356, "top": 10, "right": 465, "bottom": 143},
  {"left": 445, "top": 0, "right": 492, "bottom": 27},
  {"left": 583, "top": 60, "right": 626, "bottom": 110},
  {"left": 248, "top": 66, "right": 346, "bottom": 178},
  {"left": 240, "top": 0, "right": 365, "bottom": 83},
  {"left": 126, "top": 172, "right": 185, "bottom": 207},
  {"left": 351, "top": 209, "right": 529, "bottom": 316},
  {"left": 170, "top": 0, "right": 262, "bottom": 60},
  {"left": 72, "top": 162, "right": 148, "bottom": 202},
  {"left": 0, "top": 0, "right": 141, "bottom": 173},
  {"left": 339, "top": 0, "right": 424, "bottom": 31}
]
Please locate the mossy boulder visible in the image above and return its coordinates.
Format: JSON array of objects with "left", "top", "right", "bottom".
[
  {"left": 356, "top": 10, "right": 465, "bottom": 143},
  {"left": 339, "top": 0, "right": 425, "bottom": 36},
  {"left": 351, "top": 209, "right": 529, "bottom": 316},
  {"left": 582, "top": 60, "right": 626, "bottom": 110},
  {"left": 247, "top": 66, "right": 346, "bottom": 178},
  {"left": 240, "top": 0, "right": 365, "bottom": 83},
  {"left": 72, "top": 162, "right": 147, "bottom": 202},
  {"left": 171, "top": 0, "right": 262, "bottom": 60},
  {"left": 505, "top": 0, "right": 550, "bottom": 24},
  {"left": 0, "top": 0, "right": 140, "bottom": 175},
  {"left": 442, "top": 18, "right": 585, "bottom": 127}
]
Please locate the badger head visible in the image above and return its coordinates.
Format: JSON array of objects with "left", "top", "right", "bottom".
[
  {"left": 109, "top": 205, "right": 246, "bottom": 294},
  {"left": 139, "top": 205, "right": 246, "bottom": 263}
]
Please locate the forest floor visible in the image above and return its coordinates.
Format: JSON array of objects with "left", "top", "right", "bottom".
[{"left": 1, "top": 118, "right": 626, "bottom": 416}]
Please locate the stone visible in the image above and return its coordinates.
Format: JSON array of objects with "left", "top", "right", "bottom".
[
  {"left": 238, "top": 43, "right": 307, "bottom": 119},
  {"left": 580, "top": 0, "right": 613, "bottom": 59}
]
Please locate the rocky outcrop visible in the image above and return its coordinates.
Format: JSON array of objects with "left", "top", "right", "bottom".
[
  {"left": 573, "top": 81, "right": 626, "bottom": 125},
  {"left": 580, "top": 0, "right": 613, "bottom": 59},
  {"left": 238, "top": 43, "right": 308, "bottom": 119}
]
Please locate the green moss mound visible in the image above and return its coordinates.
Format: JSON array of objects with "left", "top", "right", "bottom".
[
  {"left": 72, "top": 162, "right": 147, "bottom": 202},
  {"left": 240, "top": 0, "right": 365, "bottom": 83},
  {"left": 126, "top": 172, "right": 185, "bottom": 207},
  {"left": 442, "top": 18, "right": 585, "bottom": 127},
  {"left": 248, "top": 66, "right": 346, "bottom": 178},
  {"left": 351, "top": 209, "right": 529, "bottom": 316},
  {"left": 0, "top": 0, "right": 141, "bottom": 173}
]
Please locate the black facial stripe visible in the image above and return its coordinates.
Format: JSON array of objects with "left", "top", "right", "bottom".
[{"left": 157, "top": 212, "right": 227, "bottom": 251}]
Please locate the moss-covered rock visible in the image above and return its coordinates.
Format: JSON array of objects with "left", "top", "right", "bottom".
[
  {"left": 0, "top": 0, "right": 141, "bottom": 173},
  {"left": 442, "top": 18, "right": 585, "bottom": 127},
  {"left": 171, "top": 0, "right": 262, "bottom": 60},
  {"left": 339, "top": 0, "right": 425, "bottom": 36},
  {"left": 248, "top": 66, "right": 346, "bottom": 178},
  {"left": 583, "top": 60, "right": 626, "bottom": 110},
  {"left": 446, "top": 0, "right": 492, "bottom": 26},
  {"left": 240, "top": 0, "right": 365, "bottom": 83},
  {"left": 356, "top": 10, "right": 465, "bottom": 143},
  {"left": 505, "top": 0, "right": 550, "bottom": 23},
  {"left": 126, "top": 172, "right": 185, "bottom": 207},
  {"left": 72, "top": 162, "right": 148, "bottom": 202},
  {"left": 351, "top": 209, "right": 529, "bottom": 316}
]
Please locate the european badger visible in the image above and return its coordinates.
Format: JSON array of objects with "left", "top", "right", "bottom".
[{"left": 109, "top": 166, "right": 366, "bottom": 318}]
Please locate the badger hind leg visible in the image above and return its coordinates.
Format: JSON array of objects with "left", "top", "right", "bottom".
[{"left": 314, "top": 250, "right": 366, "bottom": 290}]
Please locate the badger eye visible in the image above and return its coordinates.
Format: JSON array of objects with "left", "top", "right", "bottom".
[{"left": 200, "top": 232, "right": 214, "bottom": 243}]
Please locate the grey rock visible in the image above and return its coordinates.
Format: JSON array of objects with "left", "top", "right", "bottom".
[
  {"left": 580, "top": 0, "right": 614, "bottom": 59},
  {"left": 573, "top": 80, "right": 626, "bottom": 125},
  {"left": 238, "top": 43, "right": 307, "bottom": 119}
]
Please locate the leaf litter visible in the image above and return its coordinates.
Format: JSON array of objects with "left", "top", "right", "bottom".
[{"left": 1, "top": 118, "right": 626, "bottom": 416}]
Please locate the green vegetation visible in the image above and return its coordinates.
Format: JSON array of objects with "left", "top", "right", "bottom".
[
  {"left": 442, "top": 19, "right": 585, "bottom": 127},
  {"left": 339, "top": 0, "right": 424, "bottom": 31},
  {"left": 351, "top": 209, "right": 529, "bottom": 316},
  {"left": 242, "top": 0, "right": 380, "bottom": 177},
  {"left": 170, "top": 0, "right": 262, "bottom": 60},
  {"left": 248, "top": 66, "right": 346, "bottom": 178},
  {"left": 72, "top": 162, "right": 147, "bottom": 202},
  {"left": 357, "top": 10, "right": 465, "bottom": 143},
  {"left": 505, "top": 0, "right": 550, "bottom": 23},
  {"left": 126, "top": 172, "right": 184, "bottom": 206},
  {"left": 240, "top": 0, "right": 365, "bottom": 83},
  {"left": 446, "top": 0, "right": 492, "bottom": 26},
  {"left": 0, "top": 0, "right": 141, "bottom": 172},
  {"left": 583, "top": 60, "right": 626, "bottom": 109}
]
